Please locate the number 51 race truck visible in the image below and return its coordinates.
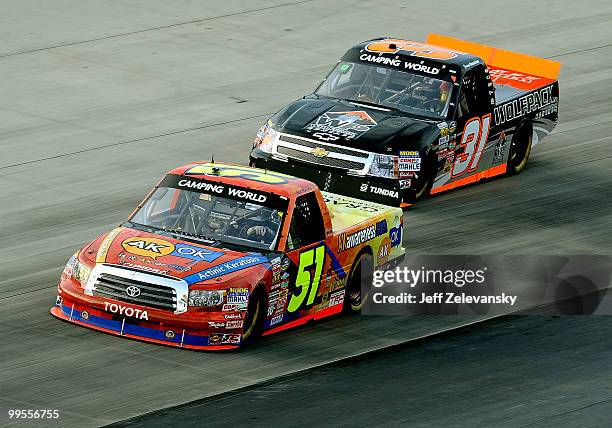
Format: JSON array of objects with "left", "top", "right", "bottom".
[
  {"left": 250, "top": 34, "right": 560, "bottom": 207},
  {"left": 51, "top": 162, "right": 404, "bottom": 350}
]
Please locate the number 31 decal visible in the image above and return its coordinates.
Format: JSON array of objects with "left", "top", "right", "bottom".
[
  {"left": 451, "top": 114, "right": 491, "bottom": 177},
  {"left": 287, "top": 245, "right": 325, "bottom": 313}
]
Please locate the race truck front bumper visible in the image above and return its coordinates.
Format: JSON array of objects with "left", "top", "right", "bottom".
[
  {"left": 51, "top": 275, "right": 245, "bottom": 351},
  {"left": 250, "top": 148, "right": 405, "bottom": 207}
]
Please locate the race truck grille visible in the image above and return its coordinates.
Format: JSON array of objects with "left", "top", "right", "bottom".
[
  {"left": 274, "top": 133, "right": 372, "bottom": 175},
  {"left": 278, "top": 134, "right": 369, "bottom": 158},
  {"left": 277, "top": 146, "right": 366, "bottom": 170},
  {"left": 94, "top": 273, "right": 177, "bottom": 311},
  {"left": 84, "top": 264, "right": 188, "bottom": 314}
]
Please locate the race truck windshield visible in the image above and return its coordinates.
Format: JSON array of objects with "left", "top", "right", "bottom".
[
  {"left": 129, "top": 178, "right": 287, "bottom": 252},
  {"left": 316, "top": 61, "right": 453, "bottom": 119}
]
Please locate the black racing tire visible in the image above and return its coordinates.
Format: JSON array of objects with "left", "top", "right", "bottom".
[
  {"left": 343, "top": 252, "right": 374, "bottom": 313},
  {"left": 402, "top": 152, "right": 435, "bottom": 205},
  {"left": 507, "top": 122, "right": 533, "bottom": 175},
  {"left": 241, "top": 286, "right": 266, "bottom": 345}
]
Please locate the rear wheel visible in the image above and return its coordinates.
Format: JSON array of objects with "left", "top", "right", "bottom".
[
  {"left": 241, "top": 286, "right": 265, "bottom": 344},
  {"left": 344, "top": 252, "right": 374, "bottom": 313},
  {"left": 507, "top": 123, "right": 532, "bottom": 175}
]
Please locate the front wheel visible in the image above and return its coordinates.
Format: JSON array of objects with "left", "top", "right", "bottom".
[
  {"left": 241, "top": 286, "right": 265, "bottom": 344},
  {"left": 402, "top": 152, "right": 435, "bottom": 205},
  {"left": 507, "top": 123, "right": 533, "bottom": 175},
  {"left": 344, "top": 252, "right": 374, "bottom": 313}
]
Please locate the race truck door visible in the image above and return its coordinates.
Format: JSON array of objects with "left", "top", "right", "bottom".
[
  {"left": 270, "top": 191, "right": 339, "bottom": 328},
  {"left": 432, "top": 65, "right": 504, "bottom": 193}
]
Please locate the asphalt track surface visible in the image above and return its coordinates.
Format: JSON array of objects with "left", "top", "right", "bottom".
[
  {"left": 110, "top": 315, "right": 612, "bottom": 428},
  {"left": 1, "top": 1, "right": 611, "bottom": 427}
]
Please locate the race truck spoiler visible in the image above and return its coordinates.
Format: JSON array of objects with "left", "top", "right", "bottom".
[{"left": 426, "top": 33, "right": 561, "bottom": 80}]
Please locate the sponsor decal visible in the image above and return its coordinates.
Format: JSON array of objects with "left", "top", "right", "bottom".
[
  {"left": 96, "top": 228, "right": 123, "bottom": 263},
  {"left": 463, "top": 59, "right": 481, "bottom": 69},
  {"left": 399, "top": 150, "right": 421, "bottom": 172},
  {"left": 121, "top": 237, "right": 174, "bottom": 259},
  {"left": 305, "top": 111, "right": 377, "bottom": 141},
  {"left": 183, "top": 255, "right": 268, "bottom": 283},
  {"left": 369, "top": 186, "right": 399, "bottom": 199},
  {"left": 329, "top": 290, "right": 345, "bottom": 307},
  {"left": 322, "top": 195, "right": 384, "bottom": 213},
  {"left": 208, "top": 321, "right": 225, "bottom": 328},
  {"left": 364, "top": 40, "right": 459, "bottom": 60},
  {"left": 171, "top": 243, "right": 223, "bottom": 263},
  {"left": 270, "top": 314, "right": 283, "bottom": 326},
  {"left": 338, "top": 220, "right": 388, "bottom": 253},
  {"left": 184, "top": 164, "right": 291, "bottom": 185},
  {"left": 119, "top": 262, "right": 169, "bottom": 275},
  {"left": 489, "top": 68, "right": 540, "bottom": 85},
  {"left": 360, "top": 183, "right": 399, "bottom": 199},
  {"left": 209, "top": 333, "right": 241, "bottom": 345},
  {"left": 103, "top": 302, "right": 148, "bottom": 320},
  {"left": 117, "top": 252, "right": 191, "bottom": 272},
  {"left": 359, "top": 53, "right": 441, "bottom": 74},
  {"left": 492, "top": 131, "right": 507, "bottom": 165},
  {"left": 390, "top": 221, "right": 402, "bottom": 248},
  {"left": 377, "top": 236, "right": 392, "bottom": 265},
  {"left": 224, "top": 313, "right": 242, "bottom": 319},
  {"left": 225, "top": 320, "right": 244, "bottom": 329},
  {"left": 330, "top": 276, "right": 347, "bottom": 292},
  {"left": 62, "top": 255, "right": 77, "bottom": 280},
  {"left": 493, "top": 85, "right": 555, "bottom": 125},
  {"left": 178, "top": 178, "right": 269, "bottom": 203},
  {"left": 227, "top": 287, "right": 250, "bottom": 304},
  {"left": 222, "top": 303, "right": 241, "bottom": 311}
]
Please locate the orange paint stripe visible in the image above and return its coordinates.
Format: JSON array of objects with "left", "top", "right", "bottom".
[
  {"left": 430, "top": 164, "right": 507, "bottom": 195},
  {"left": 426, "top": 34, "right": 561, "bottom": 80},
  {"left": 263, "top": 304, "right": 343, "bottom": 336}
]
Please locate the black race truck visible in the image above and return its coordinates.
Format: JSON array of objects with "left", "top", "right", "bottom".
[{"left": 250, "top": 34, "right": 560, "bottom": 207}]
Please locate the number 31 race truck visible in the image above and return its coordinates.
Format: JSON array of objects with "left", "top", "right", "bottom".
[
  {"left": 51, "top": 163, "right": 404, "bottom": 350},
  {"left": 250, "top": 34, "right": 560, "bottom": 206}
]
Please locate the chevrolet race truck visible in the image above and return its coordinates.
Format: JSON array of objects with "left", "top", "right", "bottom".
[
  {"left": 250, "top": 34, "right": 561, "bottom": 206},
  {"left": 51, "top": 163, "right": 404, "bottom": 350}
]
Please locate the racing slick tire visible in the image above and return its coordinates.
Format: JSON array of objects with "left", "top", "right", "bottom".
[
  {"left": 344, "top": 251, "right": 374, "bottom": 313},
  {"left": 241, "top": 285, "right": 266, "bottom": 345},
  {"left": 507, "top": 122, "right": 533, "bottom": 175}
]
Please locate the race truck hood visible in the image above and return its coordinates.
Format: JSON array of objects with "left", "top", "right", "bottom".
[
  {"left": 83, "top": 227, "right": 271, "bottom": 286},
  {"left": 272, "top": 97, "right": 440, "bottom": 152}
]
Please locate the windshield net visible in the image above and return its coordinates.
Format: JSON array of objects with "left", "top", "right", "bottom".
[
  {"left": 316, "top": 61, "right": 453, "bottom": 119},
  {"left": 130, "top": 186, "right": 285, "bottom": 251}
]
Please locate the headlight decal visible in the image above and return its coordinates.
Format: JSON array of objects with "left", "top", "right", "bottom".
[
  {"left": 188, "top": 289, "right": 226, "bottom": 307},
  {"left": 368, "top": 154, "right": 399, "bottom": 179},
  {"left": 253, "top": 120, "right": 278, "bottom": 153}
]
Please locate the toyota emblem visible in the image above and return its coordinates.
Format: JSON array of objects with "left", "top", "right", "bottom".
[{"left": 126, "top": 285, "right": 141, "bottom": 298}]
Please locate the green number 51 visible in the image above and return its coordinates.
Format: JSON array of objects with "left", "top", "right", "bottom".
[{"left": 287, "top": 245, "right": 325, "bottom": 313}]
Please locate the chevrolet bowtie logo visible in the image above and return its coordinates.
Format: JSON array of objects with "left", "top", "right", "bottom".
[{"left": 310, "top": 147, "right": 329, "bottom": 158}]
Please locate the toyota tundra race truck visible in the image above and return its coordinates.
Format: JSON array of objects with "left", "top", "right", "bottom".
[
  {"left": 51, "top": 163, "right": 404, "bottom": 350},
  {"left": 250, "top": 34, "right": 560, "bottom": 207}
]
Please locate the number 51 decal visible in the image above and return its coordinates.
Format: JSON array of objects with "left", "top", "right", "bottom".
[
  {"left": 287, "top": 245, "right": 325, "bottom": 313},
  {"left": 451, "top": 114, "right": 491, "bottom": 178}
]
